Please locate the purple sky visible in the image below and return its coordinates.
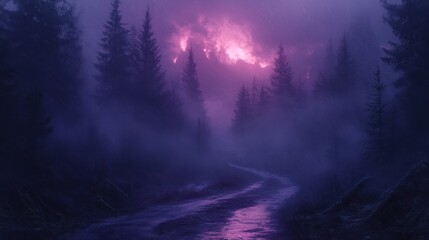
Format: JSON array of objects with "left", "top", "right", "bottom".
[{"left": 75, "top": 0, "right": 389, "bottom": 129}]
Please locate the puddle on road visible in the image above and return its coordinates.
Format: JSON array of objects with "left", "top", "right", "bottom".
[
  {"left": 208, "top": 204, "right": 271, "bottom": 239},
  {"left": 200, "top": 186, "right": 297, "bottom": 240}
]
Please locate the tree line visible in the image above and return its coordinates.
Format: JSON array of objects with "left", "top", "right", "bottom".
[
  {"left": 231, "top": 0, "right": 429, "bottom": 181},
  {"left": 0, "top": 0, "right": 209, "bottom": 235}
]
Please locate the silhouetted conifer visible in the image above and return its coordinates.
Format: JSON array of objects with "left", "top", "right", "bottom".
[
  {"left": 133, "top": 8, "right": 183, "bottom": 126},
  {"left": 382, "top": 0, "right": 429, "bottom": 154},
  {"left": 365, "top": 67, "right": 387, "bottom": 164},
  {"left": 181, "top": 48, "right": 209, "bottom": 145},
  {"left": 232, "top": 85, "right": 252, "bottom": 134},
  {"left": 270, "top": 43, "right": 295, "bottom": 109},
  {"left": 95, "top": 0, "right": 130, "bottom": 103},
  {"left": 182, "top": 48, "right": 207, "bottom": 124}
]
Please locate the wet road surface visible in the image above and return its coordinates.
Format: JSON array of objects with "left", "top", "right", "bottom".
[{"left": 62, "top": 164, "right": 297, "bottom": 240}]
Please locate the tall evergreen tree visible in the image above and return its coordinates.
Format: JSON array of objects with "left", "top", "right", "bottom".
[
  {"left": 9, "top": 0, "right": 83, "bottom": 120},
  {"left": 365, "top": 67, "right": 387, "bottom": 164},
  {"left": 232, "top": 85, "right": 252, "bottom": 134},
  {"left": 182, "top": 47, "right": 207, "bottom": 124},
  {"left": 181, "top": 48, "right": 209, "bottom": 147},
  {"left": 382, "top": 0, "right": 429, "bottom": 153},
  {"left": 130, "top": 8, "right": 183, "bottom": 126},
  {"left": 95, "top": 0, "right": 130, "bottom": 103},
  {"left": 270, "top": 43, "right": 295, "bottom": 108},
  {"left": 137, "top": 8, "right": 164, "bottom": 97},
  {"left": 133, "top": 8, "right": 182, "bottom": 126}
]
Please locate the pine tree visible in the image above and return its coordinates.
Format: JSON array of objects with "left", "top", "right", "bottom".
[
  {"left": 181, "top": 47, "right": 209, "bottom": 144},
  {"left": 129, "top": 26, "right": 140, "bottom": 83},
  {"left": 136, "top": 8, "right": 165, "bottom": 102},
  {"left": 9, "top": 0, "right": 83, "bottom": 119},
  {"left": 365, "top": 67, "right": 387, "bottom": 164},
  {"left": 335, "top": 36, "right": 355, "bottom": 93},
  {"left": 95, "top": 0, "right": 130, "bottom": 102},
  {"left": 132, "top": 8, "right": 182, "bottom": 126},
  {"left": 251, "top": 77, "right": 259, "bottom": 105},
  {"left": 382, "top": 0, "right": 429, "bottom": 153},
  {"left": 182, "top": 47, "right": 206, "bottom": 123},
  {"left": 232, "top": 85, "right": 252, "bottom": 134},
  {"left": 270, "top": 43, "right": 295, "bottom": 108}
]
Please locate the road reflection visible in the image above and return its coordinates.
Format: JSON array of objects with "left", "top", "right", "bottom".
[{"left": 201, "top": 185, "right": 297, "bottom": 240}]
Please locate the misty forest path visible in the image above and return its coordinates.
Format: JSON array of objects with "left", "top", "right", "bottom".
[{"left": 62, "top": 164, "right": 297, "bottom": 240}]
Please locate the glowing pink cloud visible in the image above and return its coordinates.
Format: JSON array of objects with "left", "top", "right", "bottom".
[
  {"left": 179, "top": 30, "right": 190, "bottom": 52},
  {"left": 170, "top": 17, "right": 271, "bottom": 68}
]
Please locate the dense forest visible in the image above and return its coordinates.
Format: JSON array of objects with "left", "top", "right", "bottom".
[{"left": 0, "top": 0, "right": 428, "bottom": 239}]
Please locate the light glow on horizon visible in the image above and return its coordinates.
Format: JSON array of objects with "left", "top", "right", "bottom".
[{"left": 170, "top": 18, "right": 270, "bottom": 68}]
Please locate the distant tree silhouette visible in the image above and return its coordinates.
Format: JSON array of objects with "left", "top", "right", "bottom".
[
  {"left": 270, "top": 43, "right": 295, "bottom": 109},
  {"left": 335, "top": 36, "right": 355, "bottom": 93},
  {"left": 324, "top": 40, "right": 336, "bottom": 77},
  {"left": 256, "top": 85, "right": 270, "bottom": 116},
  {"left": 382, "top": 0, "right": 429, "bottom": 154},
  {"left": 182, "top": 48, "right": 209, "bottom": 146},
  {"left": 182, "top": 48, "right": 207, "bottom": 124},
  {"left": 129, "top": 26, "right": 140, "bottom": 84},
  {"left": 182, "top": 48, "right": 205, "bottom": 114},
  {"left": 315, "top": 37, "right": 355, "bottom": 96},
  {"left": 9, "top": 0, "right": 83, "bottom": 120},
  {"left": 232, "top": 85, "right": 252, "bottom": 134},
  {"left": 95, "top": 0, "right": 130, "bottom": 103},
  {"left": 348, "top": 15, "right": 380, "bottom": 88},
  {"left": 315, "top": 40, "right": 335, "bottom": 95},
  {"left": 251, "top": 77, "right": 259, "bottom": 105},
  {"left": 365, "top": 67, "right": 387, "bottom": 164}
]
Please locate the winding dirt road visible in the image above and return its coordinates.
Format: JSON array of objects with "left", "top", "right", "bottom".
[{"left": 62, "top": 164, "right": 297, "bottom": 240}]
